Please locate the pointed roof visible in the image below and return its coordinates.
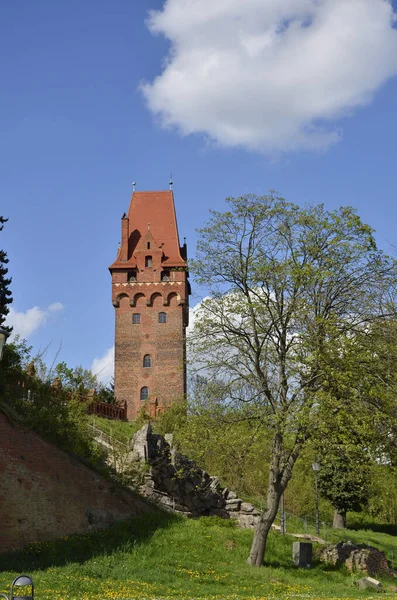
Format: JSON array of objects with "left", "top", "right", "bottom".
[{"left": 110, "top": 191, "right": 186, "bottom": 270}]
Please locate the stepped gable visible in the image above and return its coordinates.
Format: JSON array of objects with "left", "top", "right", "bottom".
[
  {"left": 109, "top": 190, "right": 190, "bottom": 420},
  {"left": 109, "top": 191, "right": 187, "bottom": 270}
]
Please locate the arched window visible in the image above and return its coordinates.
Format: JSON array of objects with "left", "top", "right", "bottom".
[
  {"left": 158, "top": 312, "right": 167, "bottom": 323},
  {"left": 140, "top": 386, "right": 149, "bottom": 400},
  {"left": 132, "top": 313, "right": 140, "bottom": 324},
  {"left": 145, "top": 256, "right": 152, "bottom": 268},
  {"left": 143, "top": 354, "right": 151, "bottom": 368}
]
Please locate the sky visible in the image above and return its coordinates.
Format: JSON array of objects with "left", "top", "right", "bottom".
[{"left": 1, "top": 0, "right": 397, "bottom": 384}]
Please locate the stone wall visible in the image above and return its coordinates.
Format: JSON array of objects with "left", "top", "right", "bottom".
[
  {"left": 319, "top": 542, "right": 390, "bottom": 577},
  {"left": 0, "top": 410, "right": 152, "bottom": 554},
  {"left": 130, "top": 424, "right": 261, "bottom": 528}
]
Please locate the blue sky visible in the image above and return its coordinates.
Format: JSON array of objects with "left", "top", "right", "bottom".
[{"left": 2, "top": 0, "right": 397, "bottom": 382}]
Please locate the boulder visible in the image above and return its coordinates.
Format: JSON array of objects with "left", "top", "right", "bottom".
[{"left": 356, "top": 577, "right": 382, "bottom": 590}]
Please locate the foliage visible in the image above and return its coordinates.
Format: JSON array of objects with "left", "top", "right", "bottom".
[
  {"left": 53, "top": 361, "right": 98, "bottom": 393},
  {"left": 2, "top": 512, "right": 397, "bottom": 599},
  {"left": 317, "top": 447, "right": 369, "bottom": 527},
  {"left": 190, "top": 192, "right": 397, "bottom": 565},
  {"left": 0, "top": 339, "right": 102, "bottom": 465},
  {"left": 0, "top": 216, "right": 13, "bottom": 332}
]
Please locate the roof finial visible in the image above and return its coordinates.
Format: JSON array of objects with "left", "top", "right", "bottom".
[
  {"left": 132, "top": 181, "right": 136, "bottom": 192},
  {"left": 169, "top": 173, "right": 173, "bottom": 190}
]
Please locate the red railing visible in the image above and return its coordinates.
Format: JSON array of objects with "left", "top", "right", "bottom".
[{"left": 88, "top": 400, "right": 128, "bottom": 421}]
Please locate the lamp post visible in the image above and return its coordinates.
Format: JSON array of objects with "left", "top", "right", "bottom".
[
  {"left": 0, "top": 326, "right": 9, "bottom": 361},
  {"left": 312, "top": 461, "right": 321, "bottom": 535}
]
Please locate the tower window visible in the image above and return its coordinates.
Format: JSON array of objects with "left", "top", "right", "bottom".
[
  {"left": 128, "top": 270, "right": 137, "bottom": 282},
  {"left": 145, "top": 256, "right": 152, "bottom": 268},
  {"left": 143, "top": 354, "right": 152, "bottom": 368},
  {"left": 132, "top": 313, "right": 141, "bottom": 324},
  {"left": 161, "top": 271, "right": 170, "bottom": 282},
  {"left": 158, "top": 312, "right": 167, "bottom": 323},
  {"left": 140, "top": 386, "right": 149, "bottom": 400},
  {"left": 147, "top": 242, "right": 151, "bottom": 249}
]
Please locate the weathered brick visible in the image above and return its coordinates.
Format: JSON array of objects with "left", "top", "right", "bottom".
[
  {"left": 0, "top": 411, "right": 151, "bottom": 554},
  {"left": 109, "top": 191, "right": 190, "bottom": 419}
]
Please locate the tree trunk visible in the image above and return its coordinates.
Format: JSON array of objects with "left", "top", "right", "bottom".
[
  {"left": 333, "top": 508, "right": 346, "bottom": 529},
  {"left": 247, "top": 499, "right": 280, "bottom": 566},
  {"left": 247, "top": 431, "right": 303, "bottom": 566},
  {"left": 247, "top": 433, "right": 283, "bottom": 566}
]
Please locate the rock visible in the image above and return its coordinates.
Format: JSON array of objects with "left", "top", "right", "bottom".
[
  {"left": 234, "top": 513, "right": 260, "bottom": 529},
  {"left": 225, "top": 498, "right": 242, "bottom": 511},
  {"left": 388, "top": 585, "right": 397, "bottom": 593},
  {"left": 126, "top": 424, "right": 260, "bottom": 528},
  {"left": 240, "top": 502, "right": 255, "bottom": 514},
  {"left": 164, "top": 433, "right": 174, "bottom": 446},
  {"left": 356, "top": 577, "right": 382, "bottom": 590},
  {"left": 319, "top": 542, "right": 389, "bottom": 577}
]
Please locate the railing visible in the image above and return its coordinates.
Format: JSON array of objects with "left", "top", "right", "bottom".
[{"left": 88, "top": 400, "right": 128, "bottom": 421}]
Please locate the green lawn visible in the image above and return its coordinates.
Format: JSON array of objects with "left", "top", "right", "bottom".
[
  {"left": 1, "top": 513, "right": 397, "bottom": 600},
  {"left": 89, "top": 415, "right": 143, "bottom": 445}
]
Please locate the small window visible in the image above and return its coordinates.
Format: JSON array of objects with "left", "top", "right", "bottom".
[
  {"left": 143, "top": 354, "right": 152, "bottom": 368},
  {"left": 147, "top": 242, "right": 151, "bottom": 249},
  {"left": 161, "top": 270, "right": 170, "bottom": 282},
  {"left": 132, "top": 313, "right": 141, "bottom": 324},
  {"left": 158, "top": 312, "right": 167, "bottom": 323},
  {"left": 140, "top": 386, "right": 149, "bottom": 400},
  {"left": 128, "top": 270, "right": 137, "bottom": 282},
  {"left": 145, "top": 256, "right": 152, "bottom": 268}
]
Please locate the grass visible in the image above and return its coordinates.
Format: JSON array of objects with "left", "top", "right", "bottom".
[
  {"left": 90, "top": 415, "right": 144, "bottom": 446},
  {"left": 1, "top": 512, "right": 397, "bottom": 600},
  {"left": 282, "top": 515, "right": 397, "bottom": 570}
]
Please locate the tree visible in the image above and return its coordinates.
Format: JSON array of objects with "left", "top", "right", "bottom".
[
  {"left": 0, "top": 216, "right": 13, "bottom": 331},
  {"left": 317, "top": 445, "right": 369, "bottom": 529},
  {"left": 190, "top": 193, "right": 397, "bottom": 566}
]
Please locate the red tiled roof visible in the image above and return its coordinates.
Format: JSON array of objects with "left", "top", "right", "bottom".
[{"left": 110, "top": 191, "right": 186, "bottom": 269}]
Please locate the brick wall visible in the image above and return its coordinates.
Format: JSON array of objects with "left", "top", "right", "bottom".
[
  {"left": 0, "top": 411, "right": 152, "bottom": 554},
  {"left": 113, "top": 278, "right": 188, "bottom": 420}
]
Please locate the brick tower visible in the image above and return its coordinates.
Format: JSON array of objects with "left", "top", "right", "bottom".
[{"left": 109, "top": 190, "right": 190, "bottom": 420}]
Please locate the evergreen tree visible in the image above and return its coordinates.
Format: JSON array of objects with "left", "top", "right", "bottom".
[{"left": 0, "top": 216, "right": 13, "bottom": 332}]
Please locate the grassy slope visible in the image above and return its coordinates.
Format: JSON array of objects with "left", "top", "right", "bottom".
[
  {"left": 1, "top": 513, "right": 397, "bottom": 600},
  {"left": 90, "top": 415, "right": 143, "bottom": 445}
]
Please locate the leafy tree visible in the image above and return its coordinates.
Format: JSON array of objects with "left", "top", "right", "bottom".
[
  {"left": 0, "top": 216, "right": 13, "bottom": 331},
  {"left": 317, "top": 445, "right": 369, "bottom": 529},
  {"left": 190, "top": 193, "right": 397, "bottom": 566},
  {"left": 54, "top": 361, "right": 98, "bottom": 394}
]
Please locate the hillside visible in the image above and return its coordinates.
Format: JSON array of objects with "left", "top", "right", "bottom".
[{"left": 1, "top": 512, "right": 397, "bottom": 599}]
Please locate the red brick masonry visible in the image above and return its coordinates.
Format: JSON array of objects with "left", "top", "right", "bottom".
[
  {"left": 109, "top": 191, "right": 190, "bottom": 419},
  {"left": 0, "top": 411, "right": 151, "bottom": 554}
]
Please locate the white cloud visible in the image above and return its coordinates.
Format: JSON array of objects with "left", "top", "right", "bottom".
[
  {"left": 187, "top": 297, "right": 210, "bottom": 338},
  {"left": 48, "top": 302, "right": 64, "bottom": 313},
  {"left": 91, "top": 346, "right": 114, "bottom": 385},
  {"left": 142, "top": 0, "right": 397, "bottom": 153},
  {"left": 7, "top": 303, "right": 65, "bottom": 339}
]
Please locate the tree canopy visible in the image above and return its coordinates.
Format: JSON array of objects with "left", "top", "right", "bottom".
[
  {"left": 190, "top": 193, "right": 397, "bottom": 566},
  {"left": 0, "top": 216, "right": 13, "bottom": 332}
]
